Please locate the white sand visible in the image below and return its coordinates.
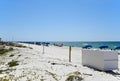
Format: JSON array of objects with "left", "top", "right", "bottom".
[{"left": 0, "top": 43, "right": 120, "bottom": 81}]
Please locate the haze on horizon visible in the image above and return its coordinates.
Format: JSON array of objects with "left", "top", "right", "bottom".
[{"left": 0, "top": 0, "right": 120, "bottom": 41}]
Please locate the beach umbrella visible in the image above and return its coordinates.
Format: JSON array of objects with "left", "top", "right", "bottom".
[
  {"left": 114, "top": 46, "right": 120, "bottom": 50},
  {"left": 82, "top": 45, "right": 92, "bottom": 49},
  {"left": 36, "top": 42, "right": 41, "bottom": 45},
  {"left": 99, "top": 46, "right": 109, "bottom": 49}
]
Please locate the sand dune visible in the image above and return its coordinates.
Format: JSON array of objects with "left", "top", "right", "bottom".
[{"left": 0, "top": 43, "right": 120, "bottom": 81}]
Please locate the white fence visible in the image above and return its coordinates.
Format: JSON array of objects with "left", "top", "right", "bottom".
[{"left": 82, "top": 49, "right": 118, "bottom": 71}]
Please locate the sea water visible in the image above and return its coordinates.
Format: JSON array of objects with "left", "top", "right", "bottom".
[
  {"left": 50, "top": 41, "right": 120, "bottom": 49},
  {"left": 20, "top": 41, "right": 120, "bottom": 49}
]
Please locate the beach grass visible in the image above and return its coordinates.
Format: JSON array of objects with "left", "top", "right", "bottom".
[
  {"left": 0, "top": 47, "right": 14, "bottom": 55},
  {"left": 0, "top": 69, "right": 9, "bottom": 74},
  {"left": 28, "top": 47, "right": 33, "bottom": 49},
  {"left": 9, "top": 54, "right": 14, "bottom": 57},
  {"left": 6, "top": 42, "right": 27, "bottom": 48},
  {"left": 8, "top": 60, "right": 19, "bottom": 67},
  {"left": 65, "top": 75, "right": 83, "bottom": 81},
  {"left": 66, "top": 71, "right": 83, "bottom": 81},
  {"left": 45, "top": 70, "right": 58, "bottom": 81}
]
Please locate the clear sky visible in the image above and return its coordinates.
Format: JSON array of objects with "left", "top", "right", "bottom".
[{"left": 0, "top": 0, "right": 120, "bottom": 41}]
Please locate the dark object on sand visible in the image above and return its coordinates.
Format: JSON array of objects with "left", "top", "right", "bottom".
[
  {"left": 82, "top": 45, "right": 92, "bottom": 49},
  {"left": 53, "top": 43, "right": 63, "bottom": 47},
  {"left": 42, "top": 42, "right": 50, "bottom": 46},
  {"left": 114, "top": 46, "right": 120, "bottom": 50},
  {"left": 99, "top": 46, "right": 109, "bottom": 49},
  {"left": 36, "top": 42, "right": 41, "bottom": 45}
]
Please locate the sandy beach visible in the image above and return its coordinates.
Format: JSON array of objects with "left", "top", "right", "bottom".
[{"left": 0, "top": 43, "right": 120, "bottom": 81}]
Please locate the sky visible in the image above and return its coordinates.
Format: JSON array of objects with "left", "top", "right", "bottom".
[{"left": 0, "top": 0, "right": 120, "bottom": 41}]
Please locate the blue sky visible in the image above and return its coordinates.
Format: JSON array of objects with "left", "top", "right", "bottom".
[{"left": 0, "top": 0, "right": 120, "bottom": 41}]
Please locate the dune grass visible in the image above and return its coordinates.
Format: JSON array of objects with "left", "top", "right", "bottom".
[
  {"left": 66, "top": 71, "right": 83, "bottom": 81},
  {"left": 8, "top": 60, "right": 19, "bottom": 67},
  {"left": 9, "top": 54, "right": 14, "bottom": 57},
  {"left": 65, "top": 75, "right": 83, "bottom": 81},
  {"left": 0, "top": 47, "right": 14, "bottom": 55},
  {"left": 45, "top": 70, "right": 58, "bottom": 81},
  {"left": 0, "top": 69, "right": 9, "bottom": 74}
]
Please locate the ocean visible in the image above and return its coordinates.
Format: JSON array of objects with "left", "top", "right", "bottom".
[
  {"left": 50, "top": 41, "right": 120, "bottom": 49},
  {"left": 21, "top": 41, "right": 120, "bottom": 50}
]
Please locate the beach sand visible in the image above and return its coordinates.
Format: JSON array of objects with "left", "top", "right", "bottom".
[{"left": 0, "top": 43, "right": 120, "bottom": 81}]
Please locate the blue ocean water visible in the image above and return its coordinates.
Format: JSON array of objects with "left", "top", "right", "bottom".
[
  {"left": 20, "top": 41, "right": 120, "bottom": 49},
  {"left": 50, "top": 41, "right": 120, "bottom": 49}
]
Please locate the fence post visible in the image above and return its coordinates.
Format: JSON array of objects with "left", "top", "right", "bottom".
[
  {"left": 42, "top": 44, "right": 44, "bottom": 54},
  {"left": 69, "top": 46, "right": 71, "bottom": 62}
]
